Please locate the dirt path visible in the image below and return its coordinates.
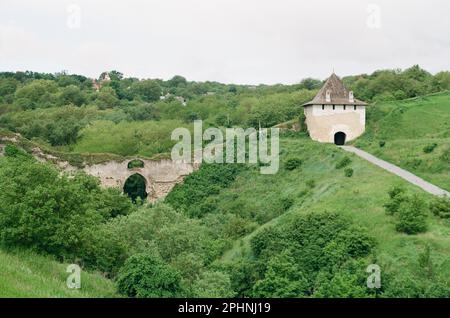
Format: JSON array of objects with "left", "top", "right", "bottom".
[{"left": 340, "top": 146, "right": 450, "bottom": 197}]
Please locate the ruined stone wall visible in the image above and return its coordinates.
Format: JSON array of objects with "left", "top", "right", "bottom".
[
  {"left": 0, "top": 134, "right": 197, "bottom": 202},
  {"left": 83, "top": 159, "right": 198, "bottom": 202}
]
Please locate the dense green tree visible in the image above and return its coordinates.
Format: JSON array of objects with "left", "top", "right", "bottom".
[
  {"left": 167, "top": 75, "right": 187, "bottom": 88},
  {"left": 192, "top": 271, "right": 235, "bottom": 297},
  {"left": 431, "top": 71, "right": 450, "bottom": 91},
  {"left": 429, "top": 196, "right": 450, "bottom": 218},
  {"left": 116, "top": 252, "right": 182, "bottom": 297},
  {"left": 395, "top": 195, "right": 428, "bottom": 234},
  {"left": 0, "top": 78, "right": 18, "bottom": 96},
  {"left": 131, "top": 80, "right": 161, "bottom": 102},
  {"left": 58, "top": 85, "right": 86, "bottom": 106},
  {"left": 14, "top": 79, "right": 58, "bottom": 109},
  {"left": 252, "top": 251, "right": 309, "bottom": 297},
  {"left": 0, "top": 152, "right": 133, "bottom": 260},
  {"left": 95, "top": 86, "right": 120, "bottom": 109}
]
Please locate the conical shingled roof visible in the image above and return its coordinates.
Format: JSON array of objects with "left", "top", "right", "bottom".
[{"left": 302, "top": 73, "right": 367, "bottom": 106}]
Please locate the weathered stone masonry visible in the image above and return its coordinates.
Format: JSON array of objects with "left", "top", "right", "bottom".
[
  {"left": 0, "top": 136, "right": 197, "bottom": 202},
  {"left": 83, "top": 159, "right": 198, "bottom": 202}
]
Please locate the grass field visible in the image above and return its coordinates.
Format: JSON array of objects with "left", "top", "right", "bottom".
[
  {"left": 0, "top": 249, "right": 118, "bottom": 298},
  {"left": 355, "top": 91, "right": 450, "bottom": 191},
  {"left": 209, "top": 136, "right": 450, "bottom": 293}
]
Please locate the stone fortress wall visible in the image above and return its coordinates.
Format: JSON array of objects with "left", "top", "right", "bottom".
[{"left": 0, "top": 136, "right": 197, "bottom": 202}]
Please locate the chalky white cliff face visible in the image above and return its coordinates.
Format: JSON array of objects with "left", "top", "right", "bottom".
[{"left": 303, "top": 73, "right": 368, "bottom": 144}]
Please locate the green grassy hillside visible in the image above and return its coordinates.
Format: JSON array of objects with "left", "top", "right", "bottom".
[
  {"left": 0, "top": 249, "right": 118, "bottom": 297},
  {"left": 166, "top": 135, "right": 450, "bottom": 296},
  {"left": 221, "top": 137, "right": 449, "bottom": 257},
  {"left": 355, "top": 91, "right": 450, "bottom": 191}
]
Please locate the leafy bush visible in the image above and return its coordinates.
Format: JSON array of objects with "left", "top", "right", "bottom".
[
  {"left": 395, "top": 195, "right": 428, "bottom": 234},
  {"left": 423, "top": 143, "right": 437, "bottom": 154},
  {"left": 280, "top": 197, "right": 294, "bottom": 211},
  {"left": 335, "top": 156, "right": 351, "bottom": 169},
  {"left": 406, "top": 158, "right": 423, "bottom": 169},
  {"left": 344, "top": 168, "right": 354, "bottom": 177},
  {"left": 192, "top": 271, "right": 235, "bottom": 298},
  {"left": 285, "top": 157, "right": 302, "bottom": 171},
  {"left": 116, "top": 252, "right": 182, "bottom": 297},
  {"left": 0, "top": 155, "right": 133, "bottom": 262},
  {"left": 312, "top": 260, "right": 373, "bottom": 298},
  {"left": 429, "top": 196, "right": 450, "bottom": 218},
  {"left": 384, "top": 186, "right": 407, "bottom": 215},
  {"left": 306, "top": 179, "right": 316, "bottom": 189},
  {"left": 130, "top": 80, "right": 161, "bottom": 102},
  {"left": 165, "top": 163, "right": 244, "bottom": 216},
  {"left": 249, "top": 211, "right": 375, "bottom": 297},
  {"left": 252, "top": 251, "right": 309, "bottom": 297},
  {"left": 379, "top": 140, "right": 386, "bottom": 148}
]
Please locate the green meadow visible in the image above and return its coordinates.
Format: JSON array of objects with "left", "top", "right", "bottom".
[
  {"left": 0, "top": 249, "right": 117, "bottom": 298},
  {"left": 356, "top": 91, "right": 450, "bottom": 191},
  {"left": 204, "top": 137, "right": 450, "bottom": 296}
]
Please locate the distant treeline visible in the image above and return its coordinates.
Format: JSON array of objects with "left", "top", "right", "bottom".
[{"left": 0, "top": 66, "right": 448, "bottom": 153}]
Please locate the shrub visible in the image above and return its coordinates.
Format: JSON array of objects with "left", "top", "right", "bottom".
[
  {"left": 250, "top": 212, "right": 375, "bottom": 297},
  {"left": 384, "top": 186, "right": 407, "bottom": 215},
  {"left": 306, "top": 179, "right": 316, "bottom": 189},
  {"left": 406, "top": 158, "right": 422, "bottom": 169},
  {"left": 379, "top": 140, "right": 386, "bottom": 148},
  {"left": 344, "top": 168, "right": 354, "bottom": 177},
  {"left": 313, "top": 260, "right": 372, "bottom": 298},
  {"left": 116, "top": 252, "right": 182, "bottom": 297},
  {"left": 127, "top": 159, "right": 145, "bottom": 169},
  {"left": 0, "top": 155, "right": 134, "bottom": 267},
  {"left": 4, "top": 144, "right": 31, "bottom": 159},
  {"left": 423, "top": 143, "right": 437, "bottom": 154},
  {"left": 395, "top": 195, "right": 428, "bottom": 234},
  {"left": 333, "top": 227, "right": 375, "bottom": 258},
  {"left": 429, "top": 196, "right": 450, "bottom": 218},
  {"left": 252, "top": 251, "right": 309, "bottom": 297},
  {"left": 280, "top": 197, "right": 294, "bottom": 211},
  {"left": 165, "top": 163, "right": 244, "bottom": 214},
  {"left": 388, "top": 186, "right": 406, "bottom": 199},
  {"left": 285, "top": 157, "right": 302, "bottom": 171},
  {"left": 192, "top": 271, "right": 235, "bottom": 298},
  {"left": 335, "top": 156, "right": 351, "bottom": 169}
]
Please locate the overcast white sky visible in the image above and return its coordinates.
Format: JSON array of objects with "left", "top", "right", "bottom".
[{"left": 0, "top": 0, "right": 449, "bottom": 84}]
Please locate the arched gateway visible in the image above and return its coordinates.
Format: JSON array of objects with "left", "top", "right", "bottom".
[
  {"left": 334, "top": 132, "right": 346, "bottom": 146},
  {"left": 82, "top": 158, "right": 197, "bottom": 202}
]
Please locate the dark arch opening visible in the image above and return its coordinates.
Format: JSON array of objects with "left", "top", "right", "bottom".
[
  {"left": 123, "top": 173, "right": 147, "bottom": 203},
  {"left": 127, "top": 159, "right": 144, "bottom": 169},
  {"left": 334, "top": 132, "right": 346, "bottom": 146}
]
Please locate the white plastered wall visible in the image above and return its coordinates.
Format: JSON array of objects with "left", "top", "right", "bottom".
[{"left": 304, "top": 105, "right": 366, "bottom": 143}]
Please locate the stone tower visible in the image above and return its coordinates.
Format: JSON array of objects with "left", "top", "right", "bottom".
[{"left": 302, "top": 73, "right": 368, "bottom": 145}]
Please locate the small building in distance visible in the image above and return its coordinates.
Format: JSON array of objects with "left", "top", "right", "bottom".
[{"left": 302, "top": 73, "right": 368, "bottom": 145}]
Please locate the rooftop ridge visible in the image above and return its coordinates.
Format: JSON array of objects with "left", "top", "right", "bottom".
[{"left": 302, "top": 73, "right": 367, "bottom": 106}]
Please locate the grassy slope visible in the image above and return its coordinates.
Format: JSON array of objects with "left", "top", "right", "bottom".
[
  {"left": 355, "top": 91, "right": 450, "bottom": 191},
  {"left": 216, "top": 137, "right": 450, "bottom": 286},
  {"left": 0, "top": 249, "right": 118, "bottom": 297}
]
